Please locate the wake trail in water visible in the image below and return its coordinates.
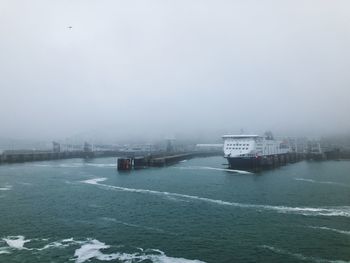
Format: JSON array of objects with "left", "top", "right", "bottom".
[
  {"left": 260, "top": 245, "right": 350, "bottom": 263},
  {"left": 2, "top": 236, "right": 30, "bottom": 250},
  {"left": 0, "top": 185, "right": 12, "bottom": 191},
  {"left": 294, "top": 178, "right": 350, "bottom": 187},
  {"left": 176, "top": 166, "right": 252, "bottom": 174},
  {"left": 309, "top": 226, "right": 350, "bottom": 236},
  {"left": 1, "top": 236, "right": 204, "bottom": 263},
  {"left": 82, "top": 178, "right": 350, "bottom": 218},
  {"left": 74, "top": 239, "right": 206, "bottom": 263}
]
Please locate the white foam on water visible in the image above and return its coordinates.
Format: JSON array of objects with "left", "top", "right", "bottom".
[
  {"left": 165, "top": 195, "right": 190, "bottom": 203},
  {"left": 37, "top": 238, "right": 85, "bottom": 251},
  {"left": 3, "top": 236, "right": 30, "bottom": 250},
  {"left": 82, "top": 178, "right": 107, "bottom": 185},
  {"left": 0, "top": 185, "right": 12, "bottom": 191},
  {"left": 260, "top": 245, "right": 350, "bottom": 263},
  {"left": 73, "top": 239, "right": 206, "bottom": 263},
  {"left": 38, "top": 241, "right": 70, "bottom": 251},
  {"left": 200, "top": 166, "right": 252, "bottom": 174},
  {"left": 1, "top": 236, "right": 86, "bottom": 252},
  {"left": 295, "top": 178, "right": 314, "bottom": 183},
  {"left": 0, "top": 247, "right": 10, "bottom": 254},
  {"left": 62, "top": 238, "right": 74, "bottom": 242},
  {"left": 82, "top": 178, "right": 350, "bottom": 218},
  {"left": 309, "top": 226, "right": 350, "bottom": 236},
  {"left": 294, "top": 178, "right": 350, "bottom": 187},
  {"left": 176, "top": 166, "right": 252, "bottom": 174},
  {"left": 73, "top": 239, "right": 118, "bottom": 263}
]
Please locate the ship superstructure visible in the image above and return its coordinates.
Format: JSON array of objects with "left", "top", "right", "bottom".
[{"left": 222, "top": 133, "right": 290, "bottom": 169}]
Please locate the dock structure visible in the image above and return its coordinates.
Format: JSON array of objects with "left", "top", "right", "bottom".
[
  {"left": 133, "top": 156, "right": 151, "bottom": 169},
  {"left": 117, "top": 158, "right": 133, "bottom": 171},
  {"left": 0, "top": 138, "right": 348, "bottom": 170},
  {"left": 255, "top": 152, "right": 306, "bottom": 169},
  {"left": 0, "top": 143, "right": 222, "bottom": 169},
  {"left": 116, "top": 151, "right": 222, "bottom": 170},
  {"left": 150, "top": 153, "right": 192, "bottom": 167},
  {"left": 0, "top": 150, "right": 85, "bottom": 164}
]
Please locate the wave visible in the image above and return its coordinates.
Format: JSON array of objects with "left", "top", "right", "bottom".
[
  {"left": 176, "top": 166, "right": 252, "bottom": 174},
  {"left": 0, "top": 247, "right": 10, "bottom": 255},
  {"left": 37, "top": 238, "right": 85, "bottom": 251},
  {"left": 82, "top": 178, "right": 350, "bottom": 218},
  {"left": 309, "top": 226, "right": 350, "bottom": 236},
  {"left": 74, "top": 239, "right": 206, "bottom": 263},
  {"left": 1, "top": 236, "right": 83, "bottom": 253},
  {"left": 83, "top": 178, "right": 107, "bottom": 185},
  {"left": 294, "top": 178, "right": 350, "bottom": 188},
  {"left": 1, "top": 236, "right": 204, "bottom": 263},
  {"left": 3, "top": 236, "right": 30, "bottom": 250},
  {"left": 199, "top": 166, "right": 252, "bottom": 174},
  {"left": 260, "top": 245, "right": 350, "bottom": 263},
  {"left": 0, "top": 185, "right": 12, "bottom": 191}
]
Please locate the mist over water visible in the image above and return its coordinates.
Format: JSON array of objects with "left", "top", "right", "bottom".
[
  {"left": 1, "top": 1, "right": 350, "bottom": 263},
  {"left": 1, "top": 0, "right": 350, "bottom": 142}
]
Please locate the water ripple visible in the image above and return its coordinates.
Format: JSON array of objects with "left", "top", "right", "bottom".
[{"left": 82, "top": 178, "right": 350, "bottom": 218}]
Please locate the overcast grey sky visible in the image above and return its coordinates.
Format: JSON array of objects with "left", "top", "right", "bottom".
[{"left": 0, "top": 0, "right": 349, "bottom": 142}]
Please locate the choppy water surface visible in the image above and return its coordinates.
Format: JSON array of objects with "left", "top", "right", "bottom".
[{"left": 0, "top": 157, "right": 349, "bottom": 263}]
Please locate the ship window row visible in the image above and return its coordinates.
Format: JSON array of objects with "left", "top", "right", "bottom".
[
  {"left": 226, "top": 147, "right": 249, "bottom": 150},
  {"left": 227, "top": 143, "right": 250, "bottom": 146}
]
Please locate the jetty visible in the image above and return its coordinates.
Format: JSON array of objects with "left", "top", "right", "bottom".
[
  {"left": 0, "top": 139, "right": 347, "bottom": 171},
  {"left": 117, "top": 151, "right": 221, "bottom": 170}
]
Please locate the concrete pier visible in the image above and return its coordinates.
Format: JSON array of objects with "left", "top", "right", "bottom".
[
  {"left": 118, "top": 151, "right": 222, "bottom": 170},
  {"left": 0, "top": 150, "right": 84, "bottom": 164}
]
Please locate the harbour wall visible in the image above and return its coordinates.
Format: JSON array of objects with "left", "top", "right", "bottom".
[{"left": 0, "top": 150, "right": 222, "bottom": 166}]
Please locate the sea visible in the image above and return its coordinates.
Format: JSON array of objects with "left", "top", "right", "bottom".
[{"left": 0, "top": 156, "right": 349, "bottom": 263}]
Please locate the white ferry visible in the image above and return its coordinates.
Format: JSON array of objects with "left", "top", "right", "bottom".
[{"left": 222, "top": 133, "right": 290, "bottom": 169}]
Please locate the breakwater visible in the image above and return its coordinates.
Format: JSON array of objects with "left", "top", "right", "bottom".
[
  {"left": 0, "top": 150, "right": 123, "bottom": 164},
  {"left": 0, "top": 149, "right": 222, "bottom": 167},
  {"left": 117, "top": 151, "right": 222, "bottom": 170}
]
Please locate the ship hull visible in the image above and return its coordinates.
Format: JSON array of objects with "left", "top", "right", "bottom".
[
  {"left": 226, "top": 154, "right": 288, "bottom": 170},
  {"left": 226, "top": 157, "right": 261, "bottom": 169}
]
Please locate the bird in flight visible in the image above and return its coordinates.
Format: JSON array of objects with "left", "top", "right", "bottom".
[{"left": 68, "top": 26, "right": 72, "bottom": 29}]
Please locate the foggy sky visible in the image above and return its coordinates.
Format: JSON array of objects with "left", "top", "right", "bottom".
[{"left": 1, "top": 0, "right": 350, "bottom": 142}]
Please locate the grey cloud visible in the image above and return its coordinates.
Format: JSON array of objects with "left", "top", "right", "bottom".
[{"left": 0, "top": 0, "right": 349, "bottom": 142}]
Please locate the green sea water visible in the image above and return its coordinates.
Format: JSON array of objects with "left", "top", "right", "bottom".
[{"left": 0, "top": 157, "right": 349, "bottom": 263}]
